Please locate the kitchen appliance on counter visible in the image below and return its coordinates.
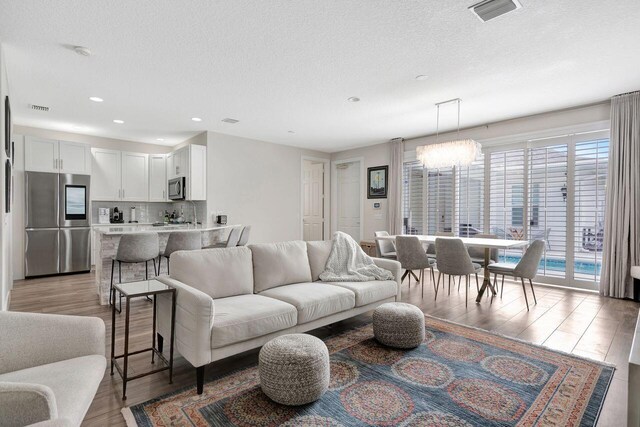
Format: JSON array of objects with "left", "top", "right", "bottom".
[
  {"left": 111, "top": 207, "right": 124, "bottom": 223},
  {"left": 168, "top": 176, "right": 185, "bottom": 200},
  {"left": 216, "top": 215, "right": 227, "bottom": 225},
  {"left": 25, "top": 172, "right": 91, "bottom": 277},
  {"left": 98, "top": 208, "right": 110, "bottom": 224},
  {"left": 129, "top": 206, "right": 138, "bottom": 223}
]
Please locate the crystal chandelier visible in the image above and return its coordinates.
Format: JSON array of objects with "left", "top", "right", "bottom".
[{"left": 416, "top": 98, "right": 481, "bottom": 169}]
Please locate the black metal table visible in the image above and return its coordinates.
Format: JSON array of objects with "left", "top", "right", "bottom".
[{"left": 110, "top": 279, "right": 176, "bottom": 400}]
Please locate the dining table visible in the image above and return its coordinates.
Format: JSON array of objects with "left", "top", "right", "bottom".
[{"left": 376, "top": 235, "right": 530, "bottom": 303}]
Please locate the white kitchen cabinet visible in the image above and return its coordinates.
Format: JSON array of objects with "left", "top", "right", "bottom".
[
  {"left": 59, "top": 141, "right": 91, "bottom": 174},
  {"left": 121, "top": 152, "right": 149, "bottom": 201},
  {"left": 25, "top": 137, "right": 91, "bottom": 174},
  {"left": 187, "top": 144, "right": 207, "bottom": 200},
  {"left": 166, "top": 152, "right": 176, "bottom": 179},
  {"left": 149, "top": 154, "right": 167, "bottom": 201},
  {"left": 172, "top": 147, "right": 188, "bottom": 177},
  {"left": 91, "top": 148, "right": 122, "bottom": 201}
]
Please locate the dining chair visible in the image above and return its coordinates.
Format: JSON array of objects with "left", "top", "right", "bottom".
[
  {"left": 396, "top": 236, "right": 436, "bottom": 297},
  {"left": 487, "top": 240, "right": 545, "bottom": 310},
  {"left": 236, "top": 225, "right": 252, "bottom": 246},
  {"left": 435, "top": 238, "right": 481, "bottom": 307},
  {"left": 374, "top": 231, "right": 397, "bottom": 259},
  {"left": 158, "top": 231, "right": 202, "bottom": 275}
]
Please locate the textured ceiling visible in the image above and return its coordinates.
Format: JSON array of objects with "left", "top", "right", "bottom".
[{"left": 0, "top": 1, "right": 639, "bottom": 151}]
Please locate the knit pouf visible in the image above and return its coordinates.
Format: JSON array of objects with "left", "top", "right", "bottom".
[
  {"left": 259, "top": 334, "right": 330, "bottom": 405},
  {"left": 373, "top": 302, "right": 425, "bottom": 349}
]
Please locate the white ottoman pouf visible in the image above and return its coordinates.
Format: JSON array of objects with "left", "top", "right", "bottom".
[
  {"left": 373, "top": 302, "right": 425, "bottom": 349},
  {"left": 259, "top": 333, "right": 330, "bottom": 405}
]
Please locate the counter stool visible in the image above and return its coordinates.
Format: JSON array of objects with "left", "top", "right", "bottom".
[
  {"left": 158, "top": 231, "right": 202, "bottom": 275},
  {"left": 204, "top": 226, "right": 243, "bottom": 249},
  {"left": 110, "top": 233, "right": 160, "bottom": 312}
]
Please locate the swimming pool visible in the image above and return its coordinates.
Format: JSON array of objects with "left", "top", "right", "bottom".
[{"left": 499, "top": 255, "right": 602, "bottom": 276}]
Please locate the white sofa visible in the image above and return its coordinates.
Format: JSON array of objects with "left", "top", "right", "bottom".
[
  {"left": 0, "top": 311, "right": 106, "bottom": 427},
  {"left": 156, "top": 240, "right": 401, "bottom": 393}
]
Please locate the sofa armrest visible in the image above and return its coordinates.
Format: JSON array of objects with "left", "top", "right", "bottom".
[
  {"left": 372, "top": 257, "right": 402, "bottom": 300},
  {"left": 156, "top": 277, "right": 215, "bottom": 368},
  {"left": 0, "top": 382, "right": 57, "bottom": 426},
  {"left": 0, "top": 312, "right": 105, "bottom": 375}
]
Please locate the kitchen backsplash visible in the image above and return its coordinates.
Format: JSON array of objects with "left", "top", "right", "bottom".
[{"left": 92, "top": 201, "right": 206, "bottom": 225}]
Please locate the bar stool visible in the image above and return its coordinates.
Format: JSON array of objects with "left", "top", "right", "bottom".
[
  {"left": 236, "top": 225, "right": 252, "bottom": 246},
  {"left": 204, "top": 226, "right": 243, "bottom": 249},
  {"left": 158, "top": 231, "right": 202, "bottom": 275},
  {"left": 110, "top": 233, "right": 160, "bottom": 312}
]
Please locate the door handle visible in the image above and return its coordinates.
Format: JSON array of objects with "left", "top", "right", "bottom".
[
  {"left": 60, "top": 159, "right": 63, "bottom": 170},
  {"left": 122, "top": 189, "right": 125, "bottom": 198}
]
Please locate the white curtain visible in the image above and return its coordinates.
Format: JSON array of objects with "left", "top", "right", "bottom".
[
  {"left": 600, "top": 91, "right": 640, "bottom": 298},
  {"left": 388, "top": 138, "right": 404, "bottom": 235}
]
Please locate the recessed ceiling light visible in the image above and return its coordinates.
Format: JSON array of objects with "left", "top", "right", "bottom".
[
  {"left": 347, "top": 97, "right": 360, "bottom": 103},
  {"left": 73, "top": 46, "right": 92, "bottom": 57},
  {"left": 415, "top": 75, "right": 429, "bottom": 81},
  {"left": 191, "top": 117, "right": 202, "bottom": 122},
  {"left": 288, "top": 130, "right": 295, "bottom": 134},
  {"left": 221, "top": 118, "right": 239, "bottom": 124},
  {"left": 89, "top": 96, "right": 103, "bottom": 103},
  {"left": 156, "top": 138, "right": 165, "bottom": 142},
  {"left": 113, "top": 119, "right": 124, "bottom": 124},
  {"left": 72, "top": 125, "right": 88, "bottom": 131}
]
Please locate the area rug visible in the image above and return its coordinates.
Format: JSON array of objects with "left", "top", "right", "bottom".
[{"left": 122, "top": 316, "right": 614, "bottom": 427}]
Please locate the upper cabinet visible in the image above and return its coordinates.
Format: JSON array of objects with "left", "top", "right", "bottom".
[
  {"left": 25, "top": 137, "right": 91, "bottom": 174},
  {"left": 165, "top": 145, "right": 206, "bottom": 200},
  {"left": 91, "top": 148, "right": 148, "bottom": 201},
  {"left": 149, "top": 154, "right": 167, "bottom": 202}
]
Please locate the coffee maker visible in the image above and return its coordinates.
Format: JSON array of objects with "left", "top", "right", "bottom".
[{"left": 110, "top": 207, "right": 124, "bottom": 223}]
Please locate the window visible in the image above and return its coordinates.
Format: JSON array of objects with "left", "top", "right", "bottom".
[
  {"left": 456, "top": 156, "right": 484, "bottom": 236},
  {"left": 489, "top": 149, "right": 526, "bottom": 241},
  {"left": 425, "top": 168, "right": 454, "bottom": 234}
]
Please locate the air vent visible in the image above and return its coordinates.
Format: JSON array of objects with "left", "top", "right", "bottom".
[
  {"left": 30, "top": 104, "right": 50, "bottom": 112},
  {"left": 469, "top": 0, "right": 521, "bottom": 22},
  {"left": 221, "top": 118, "right": 239, "bottom": 124}
]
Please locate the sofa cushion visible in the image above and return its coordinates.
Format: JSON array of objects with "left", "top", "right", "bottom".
[
  {"left": 325, "top": 280, "right": 398, "bottom": 307},
  {"left": 306, "top": 241, "right": 333, "bottom": 282},
  {"left": 259, "top": 283, "right": 355, "bottom": 324},
  {"left": 250, "top": 241, "right": 313, "bottom": 292},
  {"left": 211, "top": 294, "right": 297, "bottom": 349},
  {"left": 0, "top": 355, "right": 106, "bottom": 427},
  {"left": 170, "top": 247, "right": 254, "bottom": 299}
]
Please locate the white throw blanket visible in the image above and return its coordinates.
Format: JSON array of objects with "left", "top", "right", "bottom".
[{"left": 319, "top": 231, "right": 394, "bottom": 282}]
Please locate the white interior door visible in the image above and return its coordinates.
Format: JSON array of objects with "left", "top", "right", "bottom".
[
  {"left": 336, "top": 161, "right": 361, "bottom": 241},
  {"left": 303, "top": 161, "right": 324, "bottom": 241}
]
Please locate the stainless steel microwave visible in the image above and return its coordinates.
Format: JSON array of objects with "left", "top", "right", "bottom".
[{"left": 168, "top": 177, "right": 185, "bottom": 200}]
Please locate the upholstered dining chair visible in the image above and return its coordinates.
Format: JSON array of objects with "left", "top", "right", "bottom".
[
  {"left": 487, "top": 240, "right": 545, "bottom": 310},
  {"left": 110, "top": 232, "right": 160, "bottom": 312},
  {"left": 374, "top": 231, "right": 397, "bottom": 259},
  {"left": 435, "top": 238, "right": 481, "bottom": 307},
  {"left": 396, "top": 236, "right": 436, "bottom": 297},
  {"left": 236, "top": 225, "right": 252, "bottom": 246},
  {"left": 158, "top": 231, "right": 202, "bottom": 275}
]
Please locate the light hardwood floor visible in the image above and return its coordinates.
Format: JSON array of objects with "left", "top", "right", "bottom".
[{"left": 9, "top": 272, "right": 638, "bottom": 426}]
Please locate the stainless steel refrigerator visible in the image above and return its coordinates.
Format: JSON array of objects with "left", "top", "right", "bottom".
[{"left": 25, "top": 172, "right": 91, "bottom": 277}]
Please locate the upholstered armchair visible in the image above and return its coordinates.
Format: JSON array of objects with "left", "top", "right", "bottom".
[{"left": 0, "top": 311, "right": 106, "bottom": 427}]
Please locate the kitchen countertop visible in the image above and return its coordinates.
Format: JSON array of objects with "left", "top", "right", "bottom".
[{"left": 94, "top": 223, "right": 237, "bottom": 235}]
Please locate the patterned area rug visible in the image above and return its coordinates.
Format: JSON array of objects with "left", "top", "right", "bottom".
[{"left": 123, "top": 316, "right": 614, "bottom": 426}]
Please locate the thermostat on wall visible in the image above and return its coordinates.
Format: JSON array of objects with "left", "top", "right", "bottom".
[{"left": 373, "top": 202, "right": 381, "bottom": 209}]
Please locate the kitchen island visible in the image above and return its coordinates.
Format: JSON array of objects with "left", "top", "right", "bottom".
[{"left": 93, "top": 223, "right": 237, "bottom": 305}]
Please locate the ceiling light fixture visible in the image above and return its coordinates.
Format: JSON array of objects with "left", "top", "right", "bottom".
[
  {"left": 191, "top": 117, "right": 202, "bottom": 122},
  {"left": 89, "top": 97, "right": 103, "bottom": 103},
  {"left": 347, "top": 97, "right": 360, "bottom": 102},
  {"left": 221, "top": 118, "right": 239, "bottom": 124},
  {"left": 415, "top": 75, "right": 429, "bottom": 81},
  {"left": 416, "top": 98, "right": 481, "bottom": 169},
  {"left": 288, "top": 130, "right": 295, "bottom": 134},
  {"left": 113, "top": 119, "right": 124, "bottom": 124},
  {"left": 73, "top": 46, "right": 92, "bottom": 57}
]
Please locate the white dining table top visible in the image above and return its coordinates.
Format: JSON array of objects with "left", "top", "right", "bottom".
[{"left": 376, "top": 235, "right": 530, "bottom": 249}]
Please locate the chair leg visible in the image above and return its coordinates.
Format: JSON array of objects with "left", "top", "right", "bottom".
[
  {"left": 520, "top": 277, "right": 530, "bottom": 311},
  {"left": 118, "top": 261, "right": 121, "bottom": 283},
  {"left": 435, "top": 272, "right": 441, "bottom": 301},
  {"left": 420, "top": 269, "right": 424, "bottom": 297},
  {"left": 457, "top": 275, "right": 461, "bottom": 291},
  {"left": 493, "top": 273, "right": 497, "bottom": 292},
  {"left": 465, "top": 275, "right": 468, "bottom": 307},
  {"left": 430, "top": 267, "right": 435, "bottom": 285},
  {"left": 110, "top": 259, "right": 115, "bottom": 306},
  {"left": 501, "top": 275, "right": 505, "bottom": 298},
  {"left": 401, "top": 270, "right": 409, "bottom": 283},
  {"left": 167, "top": 256, "right": 170, "bottom": 275},
  {"left": 145, "top": 261, "right": 149, "bottom": 281},
  {"left": 448, "top": 275, "right": 451, "bottom": 296},
  {"left": 157, "top": 333, "right": 164, "bottom": 353},
  {"left": 152, "top": 258, "right": 157, "bottom": 276},
  {"left": 475, "top": 273, "right": 480, "bottom": 293},
  {"left": 410, "top": 271, "right": 420, "bottom": 282},
  {"left": 528, "top": 279, "right": 537, "bottom": 304},
  {"left": 196, "top": 366, "right": 205, "bottom": 395}
]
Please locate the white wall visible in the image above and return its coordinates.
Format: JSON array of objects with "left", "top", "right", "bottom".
[
  {"left": 0, "top": 43, "right": 12, "bottom": 310},
  {"left": 331, "top": 102, "right": 611, "bottom": 240},
  {"left": 206, "top": 131, "right": 330, "bottom": 244}
]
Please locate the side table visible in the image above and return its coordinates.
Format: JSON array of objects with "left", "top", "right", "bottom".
[{"left": 110, "top": 279, "right": 176, "bottom": 400}]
